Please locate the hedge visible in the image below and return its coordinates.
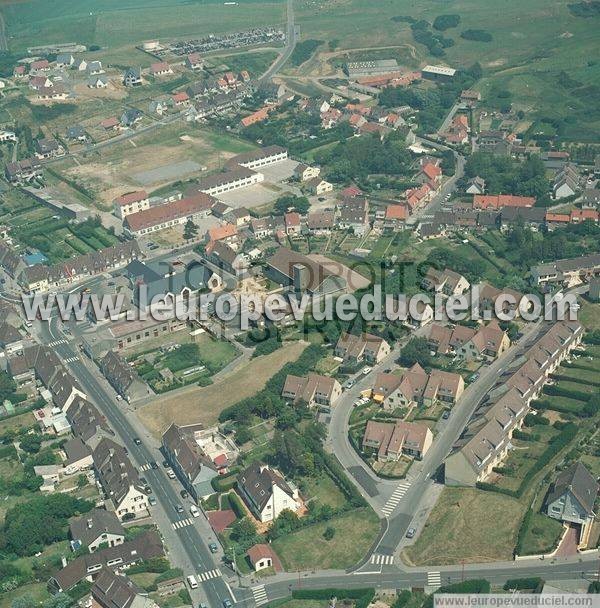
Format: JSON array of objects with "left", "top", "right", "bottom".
[
  {"left": 544, "top": 384, "right": 592, "bottom": 402},
  {"left": 228, "top": 491, "right": 246, "bottom": 519},
  {"left": 551, "top": 373, "right": 600, "bottom": 388},
  {"left": 292, "top": 588, "right": 375, "bottom": 608},
  {"left": 504, "top": 577, "right": 543, "bottom": 591},
  {"left": 514, "top": 508, "right": 533, "bottom": 556},
  {"left": 422, "top": 580, "right": 490, "bottom": 608},
  {"left": 211, "top": 472, "right": 237, "bottom": 492}
]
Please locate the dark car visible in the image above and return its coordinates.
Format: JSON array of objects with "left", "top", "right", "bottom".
[
  {"left": 175, "top": 504, "right": 184, "bottom": 514},
  {"left": 223, "top": 600, "right": 233, "bottom": 608},
  {"left": 150, "top": 461, "right": 158, "bottom": 470},
  {"left": 133, "top": 437, "right": 142, "bottom": 445},
  {"left": 163, "top": 460, "right": 170, "bottom": 468},
  {"left": 442, "top": 410, "right": 450, "bottom": 420},
  {"left": 180, "top": 489, "right": 189, "bottom": 499},
  {"left": 406, "top": 527, "right": 416, "bottom": 538},
  {"left": 209, "top": 542, "right": 218, "bottom": 553}
]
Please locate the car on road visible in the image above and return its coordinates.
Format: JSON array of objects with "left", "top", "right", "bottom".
[
  {"left": 175, "top": 504, "right": 184, "bottom": 513},
  {"left": 150, "top": 461, "right": 158, "bottom": 469},
  {"left": 190, "top": 505, "right": 200, "bottom": 517},
  {"left": 186, "top": 575, "right": 198, "bottom": 590},
  {"left": 343, "top": 379, "right": 355, "bottom": 389},
  {"left": 167, "top": 470, "right": 176, "bottom": 480},
  {"left": 222, "top": 600, "right": 232, "bottom": 608},
  {"left": 442, "top": 410, "right": 450, "bottom": 420},
  {"left": 162, "top": 460, "right": 170, "bottom": 468},
  {"left": 468, "top": 372, "right": 479, "bottom": 382},
  {"left": 209, "top": 542, "right": 218, "bottom": 553},
  {"left": 406, "top": 527, "right": 416, "bottom": 538},
  {"left": 180, "top": 489, "right": 189, "bottom": 499},
  {"left": 148, "top": 496, "right": 157, "bottom": 506},
  {"left": 362, "top": 366, "right": 372, "bottom": 375},
  {"left": 133, "top": 437, "right": 142, "bottom": 445}
]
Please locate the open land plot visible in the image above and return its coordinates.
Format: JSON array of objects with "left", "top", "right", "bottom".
[
  {"left": 271, "top": 507, "right": 380, "bottom": 570},
  {"left": 4, "top": 0, "right": 286, "bottom": 52},
  {"left": 301, "top": 473, "right": 347, "bottom": 510},
  {"left": 308, "top": 253, "right": 372, "bottom": 292},
  {"left": 53, "top": 124, "right": 257, "bottom": 206},
  {"left": 205, "top": 49, "right": 280, "bottom": 79},
  {"left": 136, "top": 340, "right": 307, "bottom": 437},
  {"left": 215, "top": 182, "right": 287, "bottom": 210},
  {"left": 580, "top": 302, "right": 600, "bottom": 331},
  {"left": 403, "top": 487, "right": 525, "bottom": 565}
]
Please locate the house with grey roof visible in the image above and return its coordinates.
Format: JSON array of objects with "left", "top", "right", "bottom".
[
  {"left": 0, "top": 322, "right": 23, "bottom": 355},
  {"left": 100, "top": 351, "right": 148, "bottom": 402},
  {"left": 62, "top": 437, "right": 93, "bottom": 474},
  {"left": 69, "top": 508, "right": 125, "bottom": 552},
  {"left": 91, "top": 569, "right": 158, "bottom": 608},
  {"left": 123, "top": 67, "right": 142, "bottom": 87}
]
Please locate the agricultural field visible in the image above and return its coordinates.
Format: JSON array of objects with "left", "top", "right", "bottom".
[{"left": 3, "top": 0, "right": 286, "bottom": 52}]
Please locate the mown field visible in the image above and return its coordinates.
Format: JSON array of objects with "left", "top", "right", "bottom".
[{"left": 3, "top": 0, "right": 286, "bottom": 51}]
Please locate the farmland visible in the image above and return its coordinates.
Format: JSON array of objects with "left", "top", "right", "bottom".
[{"left": 3, "top": 0, "right": 286, "bottom": 52}]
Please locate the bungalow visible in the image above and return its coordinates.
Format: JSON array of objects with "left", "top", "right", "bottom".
[
  {"left": 240, "top": 106, "right": 270, "bottom": 128},
  {"left": 284, "top": 212, "right": 301, "bottom": 236},
  {"left": 66, "top": 125, "right": 87, "bottom": 142},
  {"left": 237, "top": 462, "right": 300, "bottom": 523},
  {"left": 87, "top": 61, "right": 104, "bottom": 75},
  {"left": 13, "top": 65, "right": 26, "bottom": 78},
  {"left": 281, "top": 373, "right": 342, "bottom": 407},
  {"left": 335, "top": 332, "right": 390, "bottom": 365},
  {"left": 150, "top": 62, "right": 173, "bottom": 76},
  {"left": 247, "top": 544, "right": 280, "bottom": 573},
  {"left": 37, "top": 84, "right": 68, "bottom": 101},
  {"left": 29, "top": 75, "right": 53, "bottom": 90},
  {"left": 73, "top": 58, "right": 88, "bottom": 71},
  {"left": 172, "top": 91, "right": 190, "bottom": 107},
  {"left": 363, "top": 419, "right": 433, "bottom": 461},
  {"left": 31, "top": 59, "right": 50, "bottom": 72},
  {"left": 383, "top": 204, "right": 408, "bottom": 231},
  {"left": 56, "top": 53, "right": 75, "bottom": 68}
]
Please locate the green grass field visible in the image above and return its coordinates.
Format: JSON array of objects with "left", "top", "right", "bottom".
[{"left": 4, "top": 0, "right": 286, "bottom": 51}]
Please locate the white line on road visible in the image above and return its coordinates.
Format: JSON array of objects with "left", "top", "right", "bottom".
[
  {"left": 173, "top": 518, "right": 193, "bottom": 530},
  {"left": 197, "top": 568, "right": 221, "bottom": 582},
  {"left": 381, "top": 481, "right": 411, "bottom": 516},
  {"left": 370, "top": 554, "right": 394, "bottom": 565},
  {"left": 427, "top": 571, "right": 442, "bottom": 586},
  {"left": 48, "top": 339, "right": 68, "bottom": 347},
  {"left": 252, "top": 584, "right": 268, "bottom": 606}
]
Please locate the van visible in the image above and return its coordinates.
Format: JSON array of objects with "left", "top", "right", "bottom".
[{"left": 186, "top": 575, "right": 198, "bottom": 589}]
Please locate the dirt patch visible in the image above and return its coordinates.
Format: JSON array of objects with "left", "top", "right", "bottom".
[
  {"left": 135, "top": 340, "right": 307, "bottom": 437},
  {"left": 73, "top": 81, "right": 127, "bottom": 100}
]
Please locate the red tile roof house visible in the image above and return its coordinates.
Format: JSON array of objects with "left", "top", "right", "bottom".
[
  {"left": 113, "top": 190, "right": 149, "bottom": 219},
  {"left": 31, "top": 59, "right": 50, "bottom": 72},
  {"left": 171, "top": 91, "right": 190, "bottom": 106},
  {"left": 363, "top": 419, "right": 433, "bottom": 461},
  {"left": 281, "top": 373, "right": 342, "bottom": 407},
  {"left": 418, "top": 162, "right": 443, "bottom": 190},
  {"left": 100, "top": 117, "right": 120, "bottom": 131},
  {"left": 150, "top": 62, "right": 173, "bottom": 76},
  {"left": 13, "top": 65, "right": 27, "bottom": 78},
  {"left": 334, "top": 332, "right": 391, "bottom": 365},
  {"left": 473, "top": 194, "right": 535, "bottom": 210},
  {"left": 383, "top": 204, "right": 408, "bottom": 231},
  {"left": 185, "top": 53, "right": 203, "bottom": 70},
  {"left": 247, "top": 544, "right": 283, "bottom": 572},
  {"left": 426, "top": 322, "right": 510, "bottom": 361},
  {"left": 284, "top": 211, "right": 301, "bottom": 235}
]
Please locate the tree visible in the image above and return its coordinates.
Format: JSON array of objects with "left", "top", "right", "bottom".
[
  {"left": 19, "top": 434, "right": 42, "bottom": 454},
  {"left": 433, "top": 14, "right": 461, "bottom": 30},
  {"left": 323, "top": 526, "right": 336, "bottom": 540},
  {"left": 398, "top": 337, "right": 432, "bottom": 368},
  {"left": 273, "top": 194, "right": 310, "bottom": 215},
  {"left": 42, "top": 594, "right": 73, "bottom": 608},
  {"left": 76, "top": 474, "right": 88, "bottom": 488},
  {"left": 183, "top": 219, "right": 198, "bottom": 242},
  {"left": 11, "top": 595, "right": 36, "bottom": 608},
  {"left": 229, "top": 518, "right": 259, "bottom": 551}
]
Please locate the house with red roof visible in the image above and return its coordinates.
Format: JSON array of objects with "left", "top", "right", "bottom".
[
  {"left": 113, "top": 191, "right": 150, "bottom": 220},
  {"left": 171, "top": 91, "right": 190, "bottom": 106},
  {"left": 473, "top": 194, "right": 535, "bottom": 210},
  {"left": 419, "top": 162, "right": 443, "bottom": 190},
  {"left": 284, "top": 212, "right": 301, "bottom": 236},
  {"left": 150, "top": 62, "right": 173, "bottom": 76}
]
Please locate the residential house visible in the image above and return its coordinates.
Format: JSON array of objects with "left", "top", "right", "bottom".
[
  {"left": 338, "top": 197, "right": 370, "bottom": 236},
  {"left": 120, "top": 109, "right": 143, "bottom": 128},
  {"left": 0, "top": 323, "right": 23, "bottom": 356},
  {"left": 466, "top": 176, "right": 485, "bottom": 195},
  {"left": 34, "top": 138, "right": 65, "bottom": 159},
  {"left": 294, "top": 163, "right": 320, "bottom": 182},
  {"left": 31, "top": 59, "right": 50, "bottom": 72},
  {"left": 90, "top": 569, "right": 159, "bottom": 608},
  {"left": 66, "top": 125, "right": 87, "bottom": 142},
  {"left": 237, "top": 462, "right": 300, "bottom": 523},
  {"left": 62, "top": 437, "right": 94, "bottom": 475},
  {"left": 250, "top": 216, "right": 284, "bottom": 239},
  {"left": 100, "top": 351, "right": 148, "bottom": 402},
  {"left": 69, "top": 509, "right": 125, "bottom": 552},
  {"left": 93, "top": 438, "right": 149, "bottom": 519},
  {"left": 281, "top": 373, "right": 342, "bottom": 407},
  {"left": 553, "top": 164, "right": 580, "bottom": 200},
  {"left": 266, "top": 247, "right": 347, "bottom": 296},
  {"left": 456, "top": 321, "right": 511, "bottom": 361},
  {"left": 305, "top": 177, "right": 333, "bottom": 196},
  {"left": 150, "top": 62, "right": 173, "bottom": 76},
  {"left": 123, "top": 67, "right": 142, "bottom": 87},
  {"left": 240, "top": 107, "right": 270, "bottom": 128},
  {"left": 545, "top": 462, "right": 598, "bottom": 543},
  {"left": 247, "top": 544, "right": 280, "bottom": 573},
  {"left": 421, "top": 267, "right": 470, "bottom": 296},
  {"left": 206, "top": 240, "right": 247, "bottom": 278},
  {"left": 89, "top": 76, "right": 108, "bottom": 89},
  {"left": 284, "top": 212, "right": 301, "bottom": 236},
  {"left": 306, "top": 211, "right": 335, "bottom": 235},
  {"left": 363, "top": 419, "right": 433, "bottom": 461},
  {"left": 335, "top": 332, "right": 390, "bottom": 365},
  {"left": 473, "top": 194, "right": 535, "bottom": 210},
  {"left": 48, "top": 530, "right": 163, "bottom": 594},
  {"left": 171, "top": 91, "right": 190, "bottom": 107},
  {"left": 530, "top": 254, "right": 600, "bottom": 289},
  {"left": 185, "top": 53, "right": 203, "bottom": 70},
  {"left": 73, "top": 58, "right": 88, "bottom": 71},
  {"left": 162, "top": 423, "right": 219, "bottom": 501}
]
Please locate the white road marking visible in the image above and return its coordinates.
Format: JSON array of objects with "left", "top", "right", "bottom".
[
  {"left": 381, "top": 481, "right": 411, "bottom": 516},
  {"left": 252, "top": 584, "right": 268, "bottom": 606},
  {"left": 197, "top": 568, "right": 221, "bottom": 582},
  {"left": 427, "top": 571, "right": 442, "bottom": 586},
  {"left": 172, "top": 518, "right": 193, "bottom": 530},
  {"left": 370, "top": 554, "right": 394, "bottom": 565}
]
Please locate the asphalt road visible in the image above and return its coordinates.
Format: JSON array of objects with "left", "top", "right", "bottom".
[
  {"left": 259, "top": 0, "right": 296, "bottom": 82},
  {"left": 37, "top": 316, "right": 235, "bottom": 608}
]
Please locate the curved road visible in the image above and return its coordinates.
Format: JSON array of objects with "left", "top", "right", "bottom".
[{"left": 259, "top": 0, "right": 296, "bottom": 82}]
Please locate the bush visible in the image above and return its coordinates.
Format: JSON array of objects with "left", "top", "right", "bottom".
[
  {"left": 504, "top": 577, "right": 543, "bottom": 591},
  {"left": 211, "top": 473, "right": 237, "bottom": 493},
  {"left": 461, "top": 29, "right": 493, "bottom": 42},
  {"left": 323, "top": 526, "right": 336, "bottom": 540},
  {"left": 433, "top": 14, "right": 461, "bottom": 30},
  {"left": 228, "top": 491, "right": 246, "bottom": 519}
]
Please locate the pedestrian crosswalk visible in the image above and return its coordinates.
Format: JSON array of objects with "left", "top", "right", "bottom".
[
  {"left": 197, "top": 568, "right": 221, "bottom": 582},
  {"left": 63, "top": 356, "right": 79, "bottom": 363},
  {"left": 139, "top": 463, "right": 152, "bottom": 472},
  {"left": 172, "top": 518, "right": 193, "bottom": 530},
  {"left": 48, "top": 339, "right": 68, "bottom": 347},
  {"left": 427, "top": 572, "right": 441, "bottom": 587},
  {"left": 370, "top": 554, "right": 394, "bottom": 565},
  {"left": 252, "top": 585, "right": 268, "bottom": 607},
  {"left": 381, "top": 481, "right": 411, "bottom": 517}
]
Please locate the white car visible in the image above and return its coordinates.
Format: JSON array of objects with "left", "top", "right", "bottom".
[
  {"left": 167, "top": 470, "right": 176, "bottom": 480},
  {"left": 187, "top": 575, "right": 198, "bottom": 590},
  {"left": 190, "top": 505, "right": 200, "bottom": 517},
  {"left": 362, "top": 366, "right": 372, "bottom": 375}
]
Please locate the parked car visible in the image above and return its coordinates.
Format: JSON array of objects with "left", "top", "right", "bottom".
[
  {"left": 406, "top": 527, "right": 416, "bottom": 538},
  {"left": 167, "top": 470, "right": 176, "bottom": 480},
  {"left": 133, "top": 437, "right": 142, "bottom": 445},
  {"left": 187, "top": 575, "right": 198, "bottom": 590},
  {"left": 442, "top": 410, "right": 450, "bottom": 420},
  {"left": 362, "top": 366, "right": 372, "bottom": 375},
  {"left": 222, "top": 600, "right": 232, "bottom": 608},
  {"left": 209, "top": 542, "right": 218, "bottom": 553},
  {"left": 180, "top": 489, "right": 189, "bottom": 499},
  {"left": 343, "top": 379, "right": 355, "bottom": 389},
  {"left": 190, "top": 505, "right": 200, "bottom": 517},
  {"left": 148, "top": 496, "right": 157, "bottom": 506},
  {"left": 468, "top": 373, "right": 479, "bottom": 382},
  {"left": 175, "top": 504, "right": 184, "bottom": 514}
]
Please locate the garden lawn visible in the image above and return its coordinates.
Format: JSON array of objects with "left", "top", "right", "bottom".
[
  {"left": 301, "top": 474, "right": 347, "bottom": 510},
  {"left": 403, "top": 488, "right": 525, "bottom": 565},
  {"left": 518, "top": 512, "right": 564, "bottom": 556},
  {"left": 272, "top": 508, "right": 379, "bottom": 570}
]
